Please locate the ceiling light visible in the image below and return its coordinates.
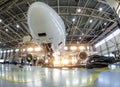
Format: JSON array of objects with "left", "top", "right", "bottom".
[
  {"left": 99, "top": 8, "right": 103, "bottom": 11},
  {"left": 79, "top": 46, "right": 85, "bottom": 50},
  {"left": 27, "top": 47, "right": 33, "bottom": 51},
  {"left": 4, "top": 50, "right": 6, "bottom": 53},
  {"left": 22, "top": 49, "right": 25, "bottom": 52},
  {"left": 72, "top": 18, "right": 76, "bottom": 22},
  {"left": 0, "top": 19, "right": 2, "bottom": 22},
  {"left": 11, "top": 49, "right": 13, "bottom": 52},
  {"left": 16, "top": 24, "right": 20, "bottom": 28},
  {"left": 35, "top": 47, "right": 41, "bottom": 51},
  {"left": 77, "top": 8, "right": 81, "bottom": 12},
  {"left": 104, "top": 22, "right": 107, "bottom": 25},
  {"left": 5, "top": 29, "right": 8, "bottom": 32},
  {"left": 89, "top": 19, "right": 93, "bottom": 23},
  {"left": 82, "top": 33, "right": 84, "bottom": 36},
  {"left": 15, "top": 49, "right": 19, "bottom": 52},
  {"left": 7, "top": 50, "right": 10, "bottom": 53},
  {"left": 64, "top": 46, "right": 68, "bottom": 50},
  {"left": 87, "top": 46, "right": 89, "bottom": 50},
  {"left": 70, "top": 46, "right": 77, "bottom": 51},
  {"left": 79, "top": 37, "right": 81, "bottom": 39}
]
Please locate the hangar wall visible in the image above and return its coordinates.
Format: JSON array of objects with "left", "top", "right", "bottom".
[{"left": 95, "top": 28, "right": 120, "bottom": 56}]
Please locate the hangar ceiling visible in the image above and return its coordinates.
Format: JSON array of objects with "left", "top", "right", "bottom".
[{"left": 0, "top": 0, "right": 118, "bottom": 49}]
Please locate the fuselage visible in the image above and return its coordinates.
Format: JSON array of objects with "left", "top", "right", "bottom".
[{"left": 27, "top": 2, "right": 66, "bottom": 52}]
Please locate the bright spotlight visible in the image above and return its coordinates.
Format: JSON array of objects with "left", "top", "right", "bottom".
[
  {"left": 62, "top": 59, "right": 69, "bottom": 65},
  {"left": 0, "top": 19, "right": 2, "bottom": 22},
  {"left": 7, "top": 50, "right": 10, "bottom": 53},
  {"left": 77, "top": 8, "right": 81, "bottom": 12},
  {"left": 64, "top": 46, "right": 68, "bottom": 50},
  {"left": 99, "top": 7, "right": 103, "bottom": 11},
  {"left": 16, "top": 24, "right": 20, "bottom": 28},
  {"left": 79, "top": 46, "right": 85, "bottom": 50},
  {"left": 104, "top": 22, "right": 107, "bottom": 25},
  {"left": 72, "top": 18, "right": 76, "bottom": 22},
  {"left": 4, "top": 50, "right": 6, "bottom": 53},
  {"left": 45, "top": 59, "right": 48, "bottom": 64},
  {"left": 22, "top": 49, "right": 25, "bottom": 52},
  {"left": 15, "top": 49, "right": 19, "bottom": 52},
  {"left": 35, "top": 47, "right": 41, "bottom": 51},
  {"left": 70, "top": 46, "right": 77, "bottom": 51},
  {"left": 5, "top": 29, "right": 8, "bottom": 32},
  {"left": 27, "top": 48, "right": 33, "bottom": 51},
  {"left": 89, "top": 19, "right": 93, "bottom": 23},
  {"left": 11, "top": 49, "right": 13, "bottom": 52},
  {"left": 53, "top": 60, "right": 59, "bottom": 65}
]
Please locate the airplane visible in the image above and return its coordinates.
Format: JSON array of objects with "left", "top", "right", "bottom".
[{"left": 27, "top": 1, "right": 116, "bottom": 68}]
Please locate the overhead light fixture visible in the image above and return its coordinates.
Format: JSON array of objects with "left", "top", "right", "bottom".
[
  {"left": 89, "top": 19, "right": 93, "bottom": 23},
  {"left": 99, "top": 7, "right": 103, "bottom": 11},
  {"left": 79, "top": 37, "right": 81, "bottom": 39},
  {"left": 64, "top": 46, "right": 68, "bottom": 50},
  {"left": 104, "top": 22, "right": 107, "bottom": 25},
  {"left": 4, "top": 50, "right": 6, "bottom": 53},
  {"left": 27, "top": 47, "right": 33, "bottom": 51},
  {"left": 7, "top": 50, "right": 10, "bottom": 53},
  {"left": 79, "top": 46, "right": 85, "bottom": 50},
  {"left": 35, "top": 47, "right": 41, "bottom": 51},
  {"left": 72, "top": 18, "right": 76, "bottom": 22},
  {"left": 22, "top": 49, "right": 25, "bottom": 52},
  {"left": 70, "top": 46, "right": 77, "bottom": 51},
  {"left": 0, "top": 51, "right": 3, "bottom": 53},
  {"left": 11, "top": 49, "right": 13, "bottom": 52},
  {"left": 77, "top": 8, "right": 81, "bottom": 12},
  {"left": 87, "top": 46, "right": 89, "bottom": 50},
  {"left": 82, "top": 33, "right": 84, "bottom": 36},
  {"left": 16, "top": 24, "right": 20, "bottom": 28},
  {"left": 15, "top": 49, "right": 19, "bottom": 52},
  {"left": 0, "top": 19, "right": 2, "bottom": 22},
  {"left": 5, "top": 29, "right": 8, "bottom": 32}
]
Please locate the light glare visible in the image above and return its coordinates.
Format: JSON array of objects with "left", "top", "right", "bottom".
[
  {"left": 53, "top": 60, "right": 59, "bottom": 65},
  {"left": 70, "top": 46, "right": 77, "bottom": 51},
  {"left": 15, "top": 49, "right": 19, "bottom": 52},
  {"left": 62, "top": 59, "right": 69, "bottom": 65},
  {"left": 0, "top": 19, "right": 2, "bottom": 22},
  {"left": 104, "top": 22, "right": 107, "bottom": 25},
  {"left": 16, "top": 24, "right": 20, "bottom": 28},
  {"left": 5, "top": 29, "right": 8, "bottom": 32},
  {"left": 27, "top": 48, "right": 33, "bottom": 51},
  {"left": 79, "top": 46, "right": 85, "bottom": 50},
  {"left": 89, "top": 19, "right": 93, "bottom": 23},
  {"left": 34, "top": 47, "right": 41, "bottom": 51},
  {"left": 77, "top": 8, "right": 81, "bottom": 12},
  {"left": 64, "top": 46, "right": 68, "bottom": 50},
  {"left": 99, "top": 8, "right": 103, "bottom": 11},
  {"left": 72, "top": 18, "right": 75, "bottom": 22}
]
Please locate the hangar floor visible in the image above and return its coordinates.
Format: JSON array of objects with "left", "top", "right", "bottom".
[{"left": 0, "top": 64, "right": 120, "bottom": 87}]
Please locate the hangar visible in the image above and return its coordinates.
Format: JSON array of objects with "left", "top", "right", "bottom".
[{"left": 0, "top": 0, "right": 120, "bottom": 87}]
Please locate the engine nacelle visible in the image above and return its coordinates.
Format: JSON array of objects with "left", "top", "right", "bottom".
[{"left": 27, "top": 2, "right": 66, "bottom": 52}]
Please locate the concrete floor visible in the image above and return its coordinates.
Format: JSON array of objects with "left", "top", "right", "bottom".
[{"left": 0, "top": 64, "right": 120, "bottom": 87}]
